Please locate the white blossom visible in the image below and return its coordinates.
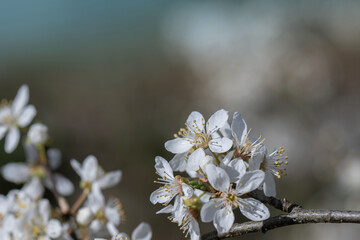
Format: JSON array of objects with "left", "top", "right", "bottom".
[
  {"left": 0, "top": 84, "right": 36, "bottom": 153},
  {"left": 200, "top": 165, "right": 270, "bottom": 233},
  {"left": 165, "top": 109, "right": 233, "bottom": 157},
  {"left": 71, "top": 155, "right": 122, "bottom": 192},
  {"left": 150, "top": 156, "right": 193, "bottom": 206}
]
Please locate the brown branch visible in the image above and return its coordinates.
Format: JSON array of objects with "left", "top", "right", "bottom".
[{"left": 201, "top": 192, "right": 360, "bottom": 240}]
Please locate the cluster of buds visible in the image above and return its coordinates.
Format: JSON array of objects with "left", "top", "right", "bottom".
[
  {"left": 0, "top": 85, "right": 152, "bottom": 240},
  {"left": 150, "top": 109, "right": 288, "bottom": 239}
]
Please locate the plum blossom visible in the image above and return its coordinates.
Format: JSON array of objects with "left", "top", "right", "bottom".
[
  {"left": 200, "top": 165, "right": 270, "bottom": 233},
  {"left": 150, "top": 156, "right": 193, "bottom": 205},
  {"left": 231, "top": 112, "right": 264, "bottom": 161},
  {"left": 71, "top": 155, "right": 122, "bottom": 192},
  {"left": 165, "top": 109, "right": 233, "bottom": 157},
  {"left": 250, "top": 146, "right": 288, "bottom": 197},
  {"left": 0, "top": 84, "right": 36, "bottom": 153}
]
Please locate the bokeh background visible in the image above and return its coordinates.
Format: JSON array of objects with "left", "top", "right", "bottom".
[{"left": 1, "top": 1, "right": 360, "bottom": 239}]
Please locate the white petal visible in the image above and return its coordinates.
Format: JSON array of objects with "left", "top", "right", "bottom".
[
  {"left": 182, "top": 183, "right": 193, "bottom": 198},
  {"left": 155, "top": 156, "right": 174, "bottom": 179},
  {"left": 83, "top": 155, "right": 98, "bottom": 181},
  {"left": 206, "top": 109, "right": 229, "bottom": 134},
  {"left": 214, "top": 206, "right": 234, "bottom": 233},
  {"left": 240, "top": 198, "right": 270, "bottom": 221},
  {"left": 105, "top": 205, "right": 121, "bottom": 225},
  {"left": 200, "top": 198, "right": 221, "bottom": 222},
  {"left": 186, "top": 148, "right": 205, "bottom": 172},
  {"left": 209, "top": 137, "right": 233, "bottom": 153},
  {"left": 106, "top": 222, "right": 120, "bottom": 236},
  {"left": 47, "top": 148, "right": 62, "bottom": 170},
  {"left": 165, "top": 138, "right": 193, "bottom": 154},
  {"left": 156, "top": 205, "right": 174, "bottom": 214},
  {"left": 54, "top": 174, "right": 74, "bottom": 196},
  {"left": 149, "top": 188, "right": 173, "bottom": 204},
  {"left": 22, "top": 177, "right": 44, "bottom": 200},
  {"left": 17, "top": 105, "right": 36, "bottom": 127},
  {"left": 96, "top": 170, "right": 122, "bottom": 189},
  {"left": 1, "top": 163, "right": 30, "bottom": 183},
  {"left": 169, "top": 153, "right": 187, "bottom": 172},
  {"left": 70, "top": 159, "right": 83, "bottom": 178},
  {"left": 23, "top": 142, "right": 38, "bottom": 164},
  {"left": 205, "top": 165, "right": 230, "bottom": 192},
  {"left": 221, "top": 158, "right": 247, "bottom": 183},
  {"left": 236, "top": 170, "right": 265, "bottom": 194},
  {"left": 231, "top": 112, "right": 247, "bottom": 144},
  {"left": 263, "top": 173, "right": 276, "bottom": 197},
  {"left": 131, "top": 222, "right": 152, "bottom": 240},
  {"left": 38, "top": 199, "right": 51, "bottom": 222},
  {"left": 219, "top": 121, "right": 232, "bottom": 139},
  {"left": 5, "top": 127, "right": 20, "bottom": 153},
  {"left": 190, "top": 219, "right": 200, "bottom": 240},
  {"left": 90, "top": 219, "right": 103, "bottom": 232},
  {"left": 12, "top": 84, "right": 29, "bottom": 116},
  {"left": 186, "top": 111, "right": 205, "bottom": 133},
  {"left": 88, "top": 185, "right": 105, "bottom": 212},
  {"left": 0, "top": 125, "right": 7, "bottom": 140}
]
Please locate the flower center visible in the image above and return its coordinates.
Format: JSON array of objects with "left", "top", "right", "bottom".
[{"left": 30, "top": 165, "right": 46, "bottom": 178}]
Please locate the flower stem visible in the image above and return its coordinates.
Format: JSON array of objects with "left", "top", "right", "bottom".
[{"left": 70, "top": 188, "right": 90, "bottom": 215}]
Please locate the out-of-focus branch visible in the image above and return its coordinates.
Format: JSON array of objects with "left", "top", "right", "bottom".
[{"left": 201, "top": 192, "right": 360, "bottom": 240}]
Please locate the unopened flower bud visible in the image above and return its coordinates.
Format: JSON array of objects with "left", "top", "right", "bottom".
[
  {"left": 27, "top": 123, "right": 48, "bottom": 145},
  {"left": 76, "top": 207, "right": 93, "bottom": 226}
]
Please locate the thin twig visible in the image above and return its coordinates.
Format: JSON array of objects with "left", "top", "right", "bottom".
[{"left": 201, "top": 192, "right": 360, "bottom": 240}]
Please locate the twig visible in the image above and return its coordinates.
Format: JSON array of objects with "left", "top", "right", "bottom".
[{"left": 201, "top": 192, "right": 360, "bottom": 240}]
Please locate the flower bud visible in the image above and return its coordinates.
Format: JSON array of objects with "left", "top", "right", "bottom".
[
  {"left": 76, "top": 207, "right": 93, "bottom": 226},
  {"left": 27, "top": 123, "right": 48, "bottom": 145}
]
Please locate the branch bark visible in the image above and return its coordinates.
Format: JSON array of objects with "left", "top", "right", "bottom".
[{"left": 201, "top": 192, "right": 360, "bottom": 240}]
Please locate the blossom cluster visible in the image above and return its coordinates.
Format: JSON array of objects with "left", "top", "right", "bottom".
[
  {"left": 150, "top": 109, "right": 288, "bottom": 239},
  {"left": 0, "top": 85, "right": 152, "bottom": 240}
]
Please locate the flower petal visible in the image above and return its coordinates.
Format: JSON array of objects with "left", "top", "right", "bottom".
[
  {"left": 70, "top": 159, "right": 83, "bottom": 179},
  {"left": 186, "top": 111, "right": 205, "bottom": 133},
  {"left": 47, "top": 219, "right": 62, "bottom": 238},
  {"left": 214, "top": 206, "right": 234, "bottom": 233},
  {"left": 236, "top": 170, "right": 265, "bottom": 194},
  {"left": 83, "top": 155, "right": 98, "bottom": 181},
  {"left": 263, "top": 172, "right": 276, "bottom": 197},
  {"left": 231, "top": 112, "right": 247, "bottom": 144},
  {"left": 205, "top": 165, "right": 230, "bottom": 192},
  {"left": 221, "top": 158, "right": 247, "bottom": 183},
  {"left": 4, "top": 127, "right": 20, "bottom": 153},
  {"left": 156, "top": 205, "right": 174, "bottom": 214},
  {"left": 200, "top": 198, "right": 221, "bottom": 222},
  {"left": 149, "top": 188, "right": 173, "bottom": 204},
  {"left": 206, "top": 109, "right": 229, "bottom": 135},
  {"left": 47, "top": 148, "right": 62, "bottom": 170},
  {"left": 186, "top": 148, "right": 205, "bottom": 172},
  {"left": 240, "top": 198, "right": 270, "bottom": 221},
  {"left": 169, "top": 153, "right": 187, "bottom": 172},
  {"left": 209, "top": 137, "right": 233, "bottom": 153},
  {"left": 22, "top": 177, "right": 44, "bottom": 200},
  {"left": 1, "top": 163, "right": 30, "bottom": 183},
  {"left": 17, "top": 105, "right": 36, "bottom": 127},
  {"left": 53, "top": 174, "right": 75, "bottom": 196},
  {"left": 0, "top": 125, "right": 7, "bottom": 140},
  {"left": 96, "top": 170, "right": 122, "bottom": 189},
  {"left": 131, "top": 222, "right": 152, "bottom": 240},
  {"left": 12, "top": 84, "right": 29, "bottom": 116},
  {"left": 155, "top": 156, "right": 173, "bottom": 179},
  {"left": 165, "top": 138, "right": 193, "bottom": 154}
]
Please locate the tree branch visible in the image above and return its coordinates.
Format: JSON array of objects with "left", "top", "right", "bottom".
[{"left": 201, "top": 192, "right": 360, "bottom": 240}]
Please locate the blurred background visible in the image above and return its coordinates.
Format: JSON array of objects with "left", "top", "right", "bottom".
[{"left": 1, "top": 0, "right": 360, "bottom": 239}]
